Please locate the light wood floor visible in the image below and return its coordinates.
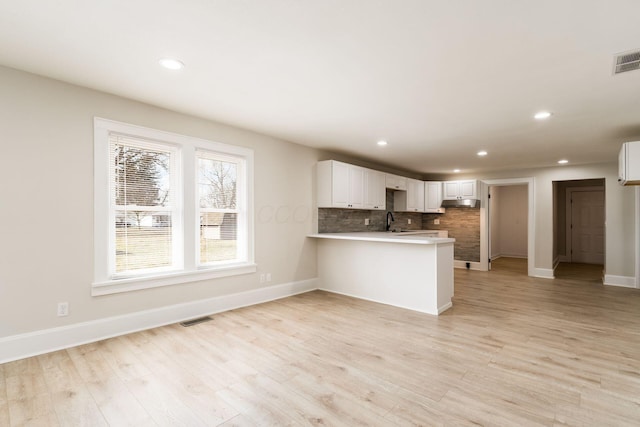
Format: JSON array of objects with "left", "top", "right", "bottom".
[{"left": 2, "top": 263, "right": 640, "bottom": 426}]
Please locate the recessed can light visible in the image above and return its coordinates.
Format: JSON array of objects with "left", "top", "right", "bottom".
[
  {"left": 477, "top": 150, "right": 488, "bottom": 156},
  {"left": 558, "top": 159, "right": 569, "bottom": 164},
  {"left": 534, "top": 111, "right": 552, "bottom": 120},
  {"left": 453, "top": 169, "right": 461, "bottom": 173},
  {"left": 377, "top": 140, "right": 388, "bottom": 146},
  {"left": 159, "top": 58, "right": 185, "bottom": 70}
]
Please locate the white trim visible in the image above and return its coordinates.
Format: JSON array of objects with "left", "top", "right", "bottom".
[
  {"left": 0, "top": 278, "right": 317, "bottom": 364},
  {"left": 533, "top": 268, "right": 555, "bottom": 279},
  {"left": 438, "top": 302, "right": 453, "bottom": 314},
  {"left": 636, "top": 187, "right": 640, "bottom": 288},
  {"left": 481, "top": 178, "right": 535, "bottom": 277},
  {"left": 93, "top": 117, "right": 255, "bottom": 295},
  {"left": 492, "top": 253, "right": 528, "bottom": 260},
  {"left": 91, "top": 263, "right": 258, "bottom": 296},
  {"left": 319, "top": 289, "right": 445, "bottom": 316},
  {"left": 454, "top": 260, "right": 483, "bottom": 270},
  {"left": 604, "top": 274, "right": 636, "bottom": 288}
]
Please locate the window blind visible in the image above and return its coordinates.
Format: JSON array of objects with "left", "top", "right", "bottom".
[{"left": 109, "top": 134, "right": 176, "bottom": 276}]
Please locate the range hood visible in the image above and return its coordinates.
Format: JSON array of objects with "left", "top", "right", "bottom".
[{"left": 441, "top": 199, "right": 480, "bottom": 208}]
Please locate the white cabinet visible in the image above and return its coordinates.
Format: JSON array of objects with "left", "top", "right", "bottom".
[
  {"left": 364, "top": 169, "right": 386, "bottom": 210},
  {"left": 318, "top": 160, "right": 387, "bottom": 209},
  {"left": 317, "top": 160, "right": 365, "bottom": 209},
  {"left": 619, "top": 141, "right": 640, "bottom": 185},
  {"left": 424, "top": 181, "right": 445, "bottom": 213},
  {"left": 443, "top": 180, "right": 477, "bottom": 200},
  {"left": 385, "top": 173, "right": 407, "bottom": 191},
  {"left": 394, "top": 178, "right": 425, "bottom": 212}
]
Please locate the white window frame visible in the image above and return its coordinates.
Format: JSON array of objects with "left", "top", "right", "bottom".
[
  {"left": 93, "top": 118, "right": 255, "bottom": 296},
  {"left": 196, "top": 150, "right": 247, "bottom": 267}
]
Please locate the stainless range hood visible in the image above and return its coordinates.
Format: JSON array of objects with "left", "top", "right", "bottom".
[{"left": 441, "top": 199, "right": 480, "bottom": 208}]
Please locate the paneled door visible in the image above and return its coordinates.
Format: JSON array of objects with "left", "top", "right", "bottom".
[{"left": 570, "top": 190, "right": 604, "bottom": 264}]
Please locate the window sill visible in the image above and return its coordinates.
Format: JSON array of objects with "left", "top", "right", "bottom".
[{"left": 91, "top": 262, "right": 258, "bottom": 296}]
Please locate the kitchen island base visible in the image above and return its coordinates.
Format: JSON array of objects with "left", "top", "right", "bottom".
[{"left": 312, "top": 235, "right": 454, "bottom": 315}]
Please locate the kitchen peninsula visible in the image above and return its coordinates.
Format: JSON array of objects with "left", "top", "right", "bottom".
[{"left": 309, "top": 232, "right": 455, "bottom": 315}]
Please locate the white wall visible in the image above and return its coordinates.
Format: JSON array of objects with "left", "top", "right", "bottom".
[
  {"left": 461, "top": 164, "right": 635, "bottom": 279},
  {"left": 0, "top": 66, "right": 322, "bottom": 339},
  {"left": 491, "top": 185, "right": 528, "bottom": 258}
]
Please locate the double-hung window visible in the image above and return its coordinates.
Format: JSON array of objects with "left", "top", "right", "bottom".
[{"left": 93, "top": 118, "right": 255, "bottom": 296}]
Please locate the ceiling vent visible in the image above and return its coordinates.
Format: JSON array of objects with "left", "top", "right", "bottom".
[{"left": 613, "top": 50, "right": 640, "bottom": 75}]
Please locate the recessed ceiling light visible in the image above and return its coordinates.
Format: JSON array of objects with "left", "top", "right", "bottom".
[
  {"left": 558, "top": 159, "right": 569, "bottom": 164},
  {"left": 534, "top": 111, "right": 552, "bottom": 120},
  {"left": 377, "top": 140, "right": 388, "bottom": 146},
  {"left": 477, "top": 150, "right": 488, "bottom": 156},
  {"left": 159, "top": 58, "right": 185, "bottom": 70},
  {"left": 453, "top": 169, "right": 461, "bottom": 173}
]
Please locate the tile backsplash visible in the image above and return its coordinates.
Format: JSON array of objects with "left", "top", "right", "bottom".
[
  {"left": 318, "top": 190, "right": 424, "bottom": 233},
  {"left": 318, "top": 190, "right": 481, "bottom": 262}
]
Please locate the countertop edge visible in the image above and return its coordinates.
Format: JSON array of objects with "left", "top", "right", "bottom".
[{"left": 307, "top": 233, "right": 455, "bottom": 245}]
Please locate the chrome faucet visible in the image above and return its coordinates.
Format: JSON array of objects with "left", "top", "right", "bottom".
[{"left": 386, "top": 211, "right": 395, "bottom": 231}]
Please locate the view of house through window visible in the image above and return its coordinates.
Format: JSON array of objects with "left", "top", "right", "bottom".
[
  {"left": 198, "top": 152, "right": 240, "bottom": 264},
  {"left": 94, "top": 117, "right": 254, "bottom": 294},
  {"left": 110, "top": 136, "right": 177, "bottom": 275}
]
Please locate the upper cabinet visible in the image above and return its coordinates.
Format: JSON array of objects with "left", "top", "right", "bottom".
[
  {"left": 443, "top": 180, "right": 477, "bottom": 200},
  {"left": 318, "top": 160, "right": 385, "bottom": 210},
  {"left": 364, "top": 169, "right": 386, "bottom": 210},
  {"left": 424, "top": 181, "right": 445, "bottom": 213},
  {"left": 385, "top": 173, "right": 407, "bottom": 191},
  {"left": 394, "top": 178, "right": 424, "bottom": 212},
  {"left": 318, "top": 160, "right": 475, "bottom": 211},
  {"left": 619, "top": 141, "right": 640, "bottom": 185},
  {"left": 317, "top": 160, "right": 365, "bottom": 209}
]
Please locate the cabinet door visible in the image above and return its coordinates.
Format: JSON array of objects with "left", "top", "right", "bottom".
[
  {"left": 407, "top": 179, "right": 424, "bottom": 212},
  {"left": 459, "top": 180, "right": 477, "bottom": 199},
  {"left": 443, "top": 181, "right": 460, "bottom": 200},
  {"left": 425, "top": 181, "right": 444, "bottom": 212},
  {"left": 386, "top": 174, "right": 407, "bottom": 190},
  {"left": 348, "top": 165, "right": 365, "bottom": 209},
  {"left": 331, "top": 161, "right": 350, "bottom": 207},
  {"left": 364, "top": 169, "right": 385, "bottom": 210}
]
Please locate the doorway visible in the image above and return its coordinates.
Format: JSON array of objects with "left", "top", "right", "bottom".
[
  {"left": 480, "top": 178, "right": 535, "bottom": 277},
  {"left": 554, "top": 179, "right": 605, "bottom": 280},
  {"left": 488, "top": 185, "right": 528, "bottom": 272}
]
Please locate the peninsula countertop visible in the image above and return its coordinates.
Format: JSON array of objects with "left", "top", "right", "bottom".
[{"left": 308, "top": 231, "right": 454, "bottom": 245}]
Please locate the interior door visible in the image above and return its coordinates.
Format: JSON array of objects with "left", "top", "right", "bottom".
[{"left": 570, "top": 191, "right": 605, "bottom": 264}]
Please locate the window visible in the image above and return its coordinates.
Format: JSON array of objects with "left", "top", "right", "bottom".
[{"left": 94, "top": 118, "right": 255, "bottom": 296}]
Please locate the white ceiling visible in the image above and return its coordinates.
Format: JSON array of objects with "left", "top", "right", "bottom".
[{"left": 1, "top": 0, "right": 640, "bottom": 174}]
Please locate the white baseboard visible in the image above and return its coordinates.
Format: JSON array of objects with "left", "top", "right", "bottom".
[
  {"left": 533, "top": 268, "right": 555, "bottom": 279},
  {"left": 438, "top": 302, "right": 453, "bottom": 314},
  {"left": 454, "top": 260, "right": 483, "bottom": 271},
  {"left": 603, "top": 274, "right": 637, "bottom": 288},
  {"left": 318, "top": 288, "right": 442, "bottom": 316},
  {"left": 0, "top": 278, "right": 318, "bottom": 364}
]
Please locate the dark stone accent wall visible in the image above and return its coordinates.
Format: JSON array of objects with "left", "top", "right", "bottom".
[{"left": 423, "top": 207, "right": 480, "bottom": 262}]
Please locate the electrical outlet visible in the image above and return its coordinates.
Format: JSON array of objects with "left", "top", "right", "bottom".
[
  {"left": 364, "top": 218, "right": 370, "bottom": 225},
  {"left": 57, "top": 302, "right": 69, "bottom": 317},
  {"left": 434, "top": 219, "right": 440, "bottom": 225},
  {"left": 266, "top": 273, "right": 272, "bottom": 282},
  {"left": 260, "top": 274, "right": 266, "bottom": 283},
  {"left": 408, "top": 219, "right": 412, "bottom": 225}
]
